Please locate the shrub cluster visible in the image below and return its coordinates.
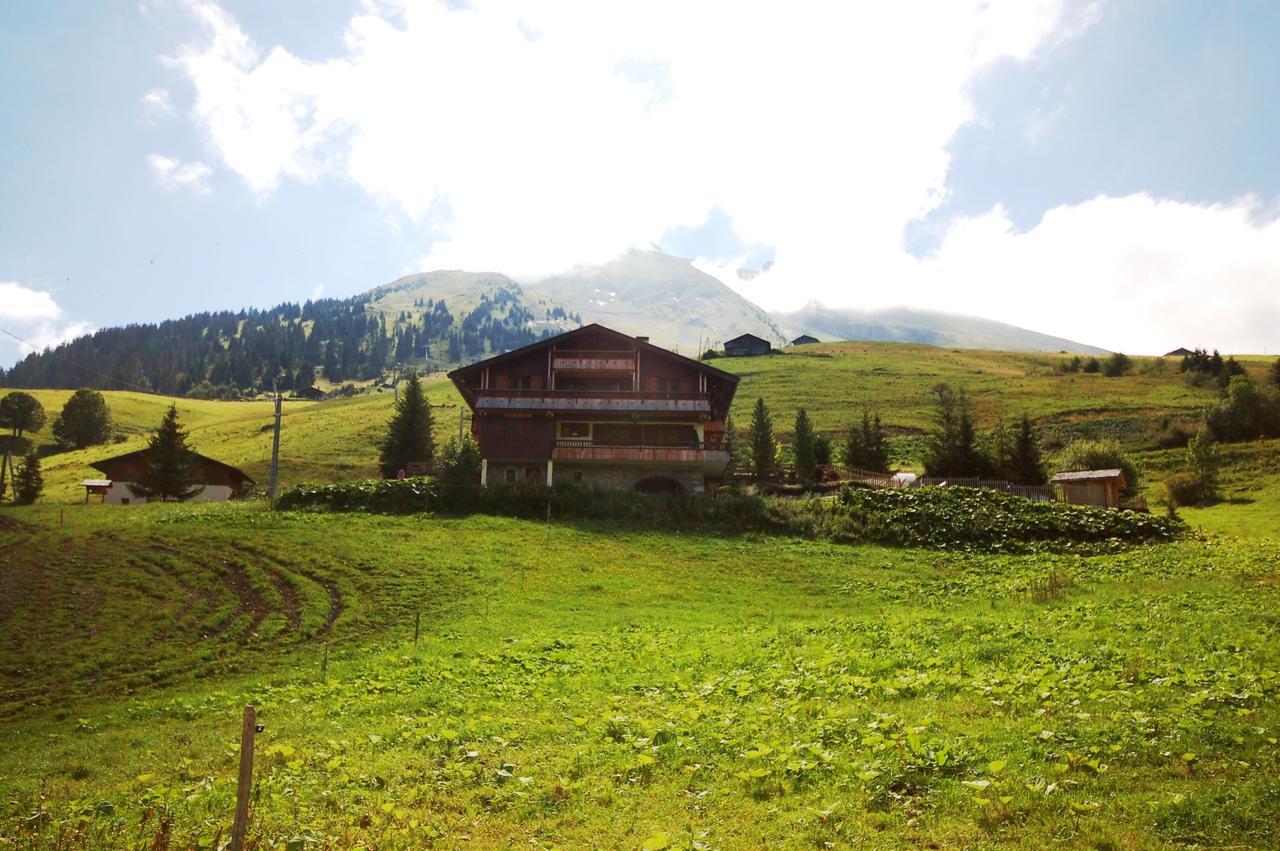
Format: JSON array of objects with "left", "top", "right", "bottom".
[
  {"left": 275, "top": 478, "right": 1183, "bottom": 553},
  {"left": 830, "top": 486, "right": 1182, "bottom": 551}
]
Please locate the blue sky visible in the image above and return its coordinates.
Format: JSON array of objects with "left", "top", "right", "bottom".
[{"left": 2, "top": 0, "right": 1279, "bottom": 361}]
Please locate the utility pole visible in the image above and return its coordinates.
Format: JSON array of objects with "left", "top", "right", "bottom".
[
  {"left": 392, "top": 362, "right": 401, "bottom": 404},
  {"left": 268, "top": 382, "right": 282, "bottom": 501}
]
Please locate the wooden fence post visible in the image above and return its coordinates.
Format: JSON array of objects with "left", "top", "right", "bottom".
[
  {"left": 413, "top": 610, "right": 420, "bottom": 646},
  {"left": 230, "top": 705, "right": 257, "bottom": 851},
  {"left": 321, "top": 644, "right": 329, "bottom": 681}
]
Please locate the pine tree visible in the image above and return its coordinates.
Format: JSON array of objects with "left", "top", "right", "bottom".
[
  {"left": 379, "top": 372, "right": 435, "bottom": 477},
  {"left": 13, "top": 451, "right": 43, "bottom": 505},
  {"left": 989, "top": 416, "right": 1014, "bottom": 479},
  {"left": 52, "top": 388, "right": 113, "bottom": 449},
  {"left": 793, "top": 408, "right": 817, "bottom": 484},
  {"left": 1270, "top": 357, "right": 1280, "bottom": 390},
  {"left": 1009, "top": 414, "right": 1046, "bottom": 485},
  {"left": 129, "top": 405, "right": 201, "bottom": 501},
  {"left": 747, "top": 397, "right": 776, "bottom": 482},
  {"left": 844, "top": 410, "right": 890, "bottom": 473},
  {"left": 923, "top": 384, "right": 986, "bottom": 477},
  {"left": 865, "top": 412, "right": 890, "bottom": 473},
  {"left": 842, "top": 418, "right": 865, "bottom": 472}
]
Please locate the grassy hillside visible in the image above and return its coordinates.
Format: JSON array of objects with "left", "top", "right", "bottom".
[
  {"left": 2, "top": 504, "right": 1278, "bottom": 848},
  {"left": 17, "top": 379, "right": 464, "bottom": 503},
  {"left": 11, "top": 342, "right": 1274, "bottom": 500},
  {"left": 720, "top": 343, "right": 1273, "bottom": 438}
]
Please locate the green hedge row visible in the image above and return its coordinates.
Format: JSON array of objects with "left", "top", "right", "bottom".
[{"left": 274, "top": 478, "right": 1185, "bottom": 552}]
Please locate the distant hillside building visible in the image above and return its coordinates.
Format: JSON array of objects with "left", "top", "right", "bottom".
[
  {"left": 790, "top": 334, "right": 819, "bottom": 346},
  {"left": 292, "top": 386, "right": 328, "bottom": 401},
  {"left": 85, "top": 449, "right": 255, "bottom": 505},
  {"left": 1050, "top": 469, "right": 1127, "bottom": 509},
  {"left": 449, "top": 324, "right": 739, "bottom": 494},
  {"left": 1164, "top": 347, "right": 1196, "bottom": 357},
  {"left": 724, "top": 333, "right": 772, "bottom": 357}
]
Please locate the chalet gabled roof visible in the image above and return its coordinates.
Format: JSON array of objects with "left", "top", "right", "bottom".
[
  {"left": 446, "top": 323, "right": 741, "bottom": 385},
  {"left": 90, "top": 449, "right": 256, "bottom": 484},
  {"left": 1050, "top": 468, "right": 1126, "bottom": 485},
  {"left": 725, "top": 332, "right": 770, "bottom": 346}
]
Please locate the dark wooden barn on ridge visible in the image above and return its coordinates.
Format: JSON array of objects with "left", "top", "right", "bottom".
[{"left": 724, "top": 333, "right": 772, "bottom": 357}]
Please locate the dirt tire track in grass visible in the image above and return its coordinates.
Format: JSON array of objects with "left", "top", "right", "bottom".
[
  {"left": 235, "top": 542, "right": 345, "bottom": 639},
  {"left": 264, "top": 568, "right": 302, "bottom": 632},
  {"left": 206, "top": 562, "right": 269, "bottom": 640},
  {"left": 142, "top": 543, "right": 213, "bottom": 645},
  {"left": 298, "top": 569, "right": 344, "bottom": 637}
]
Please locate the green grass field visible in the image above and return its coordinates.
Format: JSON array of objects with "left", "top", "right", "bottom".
[
  {"left": 3, "top": 345, "right": 1279, "bottom": 848},
  {"left": 2, "top": 503, "right": 1278, "bottom": 849}
]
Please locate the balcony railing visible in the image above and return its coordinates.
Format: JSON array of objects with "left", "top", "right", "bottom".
[
  {"left": 476, "top": 388, "right": 710, "bottom": 413},
  {"left": 552, "top": 348, "right": 636, "bottom": 372},
  {"left": 552, "top": 438, "right": 730, "bottom": 465}
]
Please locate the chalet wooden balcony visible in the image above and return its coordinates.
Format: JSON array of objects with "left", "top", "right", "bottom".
[
  {"left": 475, "top": 388, "right": 711, "bottom": 413},
  {"left": 551, "top": 349, "right": 636, "bottom": 372},
  {"left": 552, "top": 439, "right": 730, "bottom": 466}
]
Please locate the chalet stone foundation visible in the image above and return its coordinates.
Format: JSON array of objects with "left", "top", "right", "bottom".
[{"left": 488, "top": 462, "right": 708, "bottom": 494}]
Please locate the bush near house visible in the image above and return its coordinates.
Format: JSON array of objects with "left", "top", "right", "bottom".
[{"left": 276, "top": 478, "right": 1183, "bottom": 553}]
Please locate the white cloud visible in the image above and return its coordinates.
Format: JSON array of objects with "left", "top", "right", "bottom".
[
  {"left": 0, "top": 283, "right": 94, "bottom": 360},
  {"left": 148, "top": 153, "right": 214, "bottom": 194},
  {"left": 166, "top": 0, "right": 1076, "bottom": 271},
  {"left": 140, "top": 87, "right": 176, "bottom": 123},
  {"left": 159, "top": 1, "right": 1280, "bottom": 352},
  {"left": 0, "top": 282, "right": 62, "bottom": 322},
  {"left": 905, "top": 194, "right": 1280, "bottom": 354},
  {"left": 19, "top": 321, "right": 97, "bottom": 353}
]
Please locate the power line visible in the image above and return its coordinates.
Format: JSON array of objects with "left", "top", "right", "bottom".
[{"left": 0, "top": 325, "right": 157, "bottom": 395}]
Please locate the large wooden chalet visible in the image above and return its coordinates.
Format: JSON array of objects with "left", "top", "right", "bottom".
[{"left": 449, "top": 324, "right": 740, "bottom": 494}]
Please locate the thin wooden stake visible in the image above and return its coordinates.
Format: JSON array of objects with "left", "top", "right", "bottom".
[
  {"left": 230, "top": 705, "right": 256, "bottom": 851},
  {"left": 413, "top": 610, "right": 421, "bottom": 645},
  {"left": 321, "top": 644, "right": 329, "bottom": 681}
]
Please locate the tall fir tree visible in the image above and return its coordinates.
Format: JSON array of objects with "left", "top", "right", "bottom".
[
  {"left": 923, "top": 384, "right": 986, "bottom": 477},
  {"left": 129, "top": 405, "right": 201, "bottom": 501},
  {"left": 793, "top": 408, "right": 817, "bottom": 484},
  {"left": 842, "top": 418, "right": 865, "bottom": 472},
  {"left": 13, "top": 451, "right": 43, "bottom": 505},
  {"left": 863, "top": 411, "right": 890, "bottom": 473},
  {"left": 1009, "top": 414, "right": 1046, "bottom": 485},
  {"left": 379, "top": 372, "right": 435, "bottom": 477},
  {"left": 747, "top": 397, "right": 776, "bottom": 482}
]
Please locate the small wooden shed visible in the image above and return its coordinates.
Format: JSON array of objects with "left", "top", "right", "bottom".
[
  {"left": 724, "top": 333, "right": 772, "bottom": 357},
  {"left": 1050, "top": 469, "right": 1127, "bottom": 509},
  {"left": 791, "top": 334, "right": 820, "bottom": 346}
]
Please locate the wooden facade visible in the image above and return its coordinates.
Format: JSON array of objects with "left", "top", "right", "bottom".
[
  {"left": 724, "top": 333, "right": 772, "bottom": 357},
  {"left": 89, "top": 450, "right": 255, "bottom": 504},
  {"left": 449, "top": 324, "right": 740, "bottom": 493},
  {"left": 1050, "top": 469, "right": 1127, "bottom": 509}
]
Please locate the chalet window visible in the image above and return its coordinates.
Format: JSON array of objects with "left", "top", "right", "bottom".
[
  {"left": 524, "top": 466, "right": 542, "bottom": 481},
  {"left": 596, "top": 423, "right": 640, "bottom": 445},
  {"left": 648, "top": 425, "right": 697, "bottom": 446},
  {"left": 560, "top": 422, "right": 590, "bottom": 438},
  {"left": 508, "top": 375, "right": 533, "bottom": 390},
  {"left": 657, "top": 378, "right": 683, "bottom": 393},
  {"left": 504, "top": 468, "right": 517, "bottom": 484},
  {"left": 572, "top": 471, "right": 584, "bottom": 484}
]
